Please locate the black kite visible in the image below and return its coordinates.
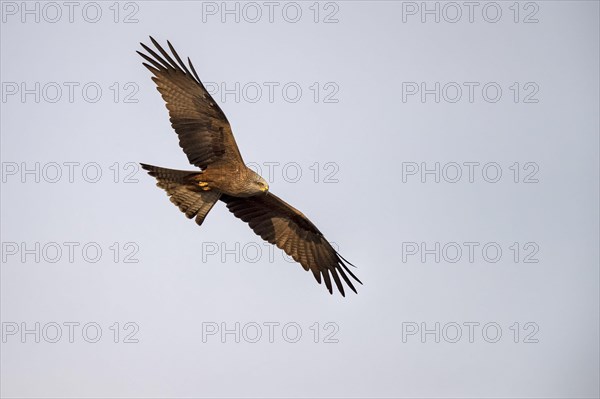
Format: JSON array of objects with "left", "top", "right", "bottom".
[{"left": 138, "top": 37, "right": 362, "bottom": 296}]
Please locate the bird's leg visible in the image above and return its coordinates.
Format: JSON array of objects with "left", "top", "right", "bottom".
[
  {"left": 197, "top": 181, "right": 211, "bottom": 191},
  {"left": 190, "top": 173, "right": 212, "bottom": 191}
]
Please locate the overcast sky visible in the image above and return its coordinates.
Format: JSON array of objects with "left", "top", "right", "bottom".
[{"left": 1, "top": 1, "right": 599, "bottom": 398}]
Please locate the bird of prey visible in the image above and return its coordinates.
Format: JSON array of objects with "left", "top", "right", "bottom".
[{"left": 137, "top": 37, "right": 362, "bottom": 296}]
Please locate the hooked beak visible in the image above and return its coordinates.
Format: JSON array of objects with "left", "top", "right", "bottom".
[{"left": 261, "top": 185, "right": 269, "bottom": 193}]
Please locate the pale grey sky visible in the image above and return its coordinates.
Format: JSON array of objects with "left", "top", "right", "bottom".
[{"left": 1, "top": 1, "right": 598, "bottom": 398}]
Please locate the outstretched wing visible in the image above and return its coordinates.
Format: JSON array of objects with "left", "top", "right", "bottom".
[
  {"left": 220, "top": 193, "right": 362, "bottom": 296},
  {"left": 138, "top": 37, "right": 244, "bottom": 170}
]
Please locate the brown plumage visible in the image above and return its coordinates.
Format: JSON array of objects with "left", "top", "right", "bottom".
[{"left": 138, "top": 37, "right": 362, "bottom": 296}]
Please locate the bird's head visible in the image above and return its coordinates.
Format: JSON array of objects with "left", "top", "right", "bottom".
[{"left": 251, "top": 172, "right": 269, "bottom": 194}]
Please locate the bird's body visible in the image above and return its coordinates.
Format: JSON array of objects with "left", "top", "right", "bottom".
[
  {"left": 138, "top": 37, "right": 362, "bottom": 296},
  {"left": 197, "top": 165, "right": 268, "bottom": 197}
]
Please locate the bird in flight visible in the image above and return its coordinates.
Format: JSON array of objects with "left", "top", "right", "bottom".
[{"left": 137, "top": 37, "right": 362, "bottom": 296}]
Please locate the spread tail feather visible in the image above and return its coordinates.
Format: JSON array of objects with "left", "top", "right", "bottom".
[{"left": 140, "top": 163, "right": 221, "bottom": 226}]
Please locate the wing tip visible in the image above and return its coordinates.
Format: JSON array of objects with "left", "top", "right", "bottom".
[
  {"left": 140, "top": 163, "right": 158, "bottom": 176},
  {"left": 139, "top": 37, "right": 205, "bottom": 89},
  {"left": 149, "top": 35, "right": 160, "bottom": 48}
]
